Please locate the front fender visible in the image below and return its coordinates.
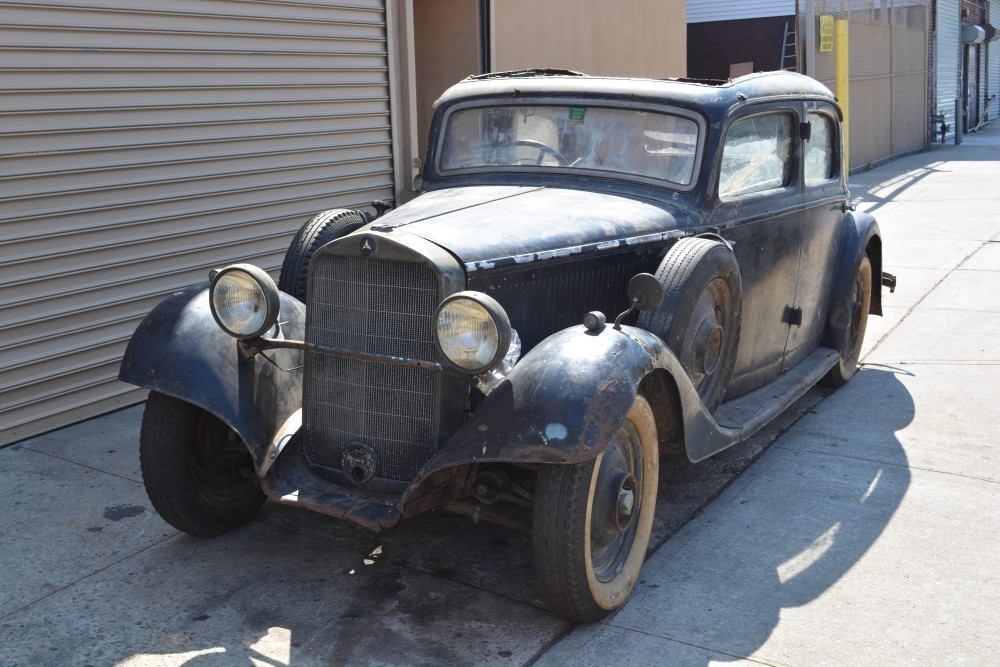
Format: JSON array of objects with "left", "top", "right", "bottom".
[
  {"left": 118, "top": 284, "right": 306, "bottom": 470},
  {"left": 407, "top": 324, "right": 739, "bottom": 494}
]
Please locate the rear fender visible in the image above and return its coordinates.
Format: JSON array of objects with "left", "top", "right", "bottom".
[
  {"left": 118, "top": 284, "right": 305, "bottom": 470},
  {"left": 824, "top": 211, "right": 882, "bottom": 350},
  {"left": 407, "top": 324, "right": 739, "bottom": 497}
]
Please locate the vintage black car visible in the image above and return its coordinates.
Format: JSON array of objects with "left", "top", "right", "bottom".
[{"left": 120, "top": 69, "right": 894, "bottom": 622}]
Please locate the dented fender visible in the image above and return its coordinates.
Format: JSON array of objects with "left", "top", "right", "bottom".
[
  {"left": 406, "top": 324, "right": 739, "bottom": 495},
  {"left": 118, "top": 284, "right": 305, "bottom": 471}
]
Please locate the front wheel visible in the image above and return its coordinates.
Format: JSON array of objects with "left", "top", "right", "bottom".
[
  {"left": 532, "top": 395, "right": 659, "bottom": 623},
  {"left": 140, "top": 392, "right": 265, "bottom": 536}
]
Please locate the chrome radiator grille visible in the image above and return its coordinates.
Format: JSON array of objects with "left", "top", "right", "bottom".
[{"left": 303, "top": 254, "right": 440, "bottom": 482}]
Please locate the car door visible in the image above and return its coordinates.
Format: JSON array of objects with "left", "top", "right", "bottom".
[
  {"left": 710, "top": 107, "right": 803, "bottom": 398},
  {"left": 782, "top": 103, "right": 846, "bottom": 370}
]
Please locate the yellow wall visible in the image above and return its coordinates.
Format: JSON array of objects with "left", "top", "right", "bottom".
[{"left": 492, "top": 0, "right": 686, "bottom": 78}]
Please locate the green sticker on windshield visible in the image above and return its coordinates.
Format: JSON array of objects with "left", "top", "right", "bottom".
[{"left": 568, "top": 107, "right": 587, "bottom": 125}]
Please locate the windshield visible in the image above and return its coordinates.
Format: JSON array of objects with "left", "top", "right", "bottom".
[{"left": 438, "top": 104, "right": 700, "bottom": 186}]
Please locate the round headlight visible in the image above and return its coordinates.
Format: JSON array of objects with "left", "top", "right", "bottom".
[
  {"left": 209, "top": 264, "right": 280, "bottom": 339},
  {"left": 435, "top": 292, "right": 511, "bottom": 374}
]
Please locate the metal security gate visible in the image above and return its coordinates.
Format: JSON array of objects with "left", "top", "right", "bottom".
[
  {"left": 992, "top": 40, "right": 1000, "bottom": 119},
  {"left": 0, "top": 0, "right": 395, "bottom": 445},
  {"left": 813, "top": 1, "right": 930, "bottom": 169},
  {"left": 937, "top": 0, "right": 962, "bottom": 140}
]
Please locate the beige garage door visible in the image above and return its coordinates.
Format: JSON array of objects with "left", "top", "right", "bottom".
[{"left": 0, "top": 0, "right": 394, "bottom": 445}]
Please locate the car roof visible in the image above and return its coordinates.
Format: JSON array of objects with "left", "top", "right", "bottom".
[{"left": 434, "top": 69, "right": 838, "bottom": 111}]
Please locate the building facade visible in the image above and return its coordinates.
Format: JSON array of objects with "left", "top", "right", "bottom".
[
  {"left": 687, "top": 0, "right": 797, "bottom": 77},
  {"left": 688, "top": 0, "right": 933, "bottom": 170},
  {"left": 0, "top": 0, "right": 686, "bottom": 445},
  {"left": 933, "top": 0, "right": 999, "bottom": 142},
  {"left": 408, "top": 0, "right": 687, "bottom": 183}
]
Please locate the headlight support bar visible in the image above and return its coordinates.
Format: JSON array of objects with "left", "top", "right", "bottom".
[{"left": 245, "top": 336, "right": 469, "bottom": 378}]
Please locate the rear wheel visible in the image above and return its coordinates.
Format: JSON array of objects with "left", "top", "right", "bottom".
[
  {"left": 278, "top": 208, "right": 367, "bottom": 301},
  {"left": 823, "top": 255, "right": 872, "bottom": 387},
  {"left": 140, "top": 392, "right": 265, "bottom": 536},
  {"left": 532, "top": 395, "right": 658, "bottom": 623}
]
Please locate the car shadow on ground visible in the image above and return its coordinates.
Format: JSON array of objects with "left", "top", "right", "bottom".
[
  {"left": 2, "top": 369, "right": 912, "bottom": 666},
  {"left": 615, "top": 366, "right": 915, "bottom": 665}
]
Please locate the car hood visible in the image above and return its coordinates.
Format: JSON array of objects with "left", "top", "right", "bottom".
[{"left": 370, "top": 186, "right": 686, "bottom": 269}]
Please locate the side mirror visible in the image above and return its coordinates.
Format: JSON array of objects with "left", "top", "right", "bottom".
[
  {"left": 627, "top": 273, "right": 664, "bottom": 311},
  {"left": 613, "top": 273, "right": 664, "bottom": 329}
]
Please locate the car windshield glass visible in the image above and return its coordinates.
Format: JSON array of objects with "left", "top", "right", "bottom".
[{"left": 439, "top": 104, "right": 699, "bottom": 186}]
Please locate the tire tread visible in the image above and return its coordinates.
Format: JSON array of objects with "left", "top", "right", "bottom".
[
  {"left": 277, "top": 208, "right": 366, "bottom": 301},
  {"left": 533, "top": 460, "right": 603, "bottom": 622},
  {"left": 533, "top": 396, "right": 659, "bottom": 623},
  {"left": 140, "top": 392, "right": 264, "bottom": 537},
  {"left": 638, "top": 238, "right": 742, "bottom": 411}
]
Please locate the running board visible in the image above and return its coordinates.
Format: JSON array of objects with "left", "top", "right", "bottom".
[{"left": 714, "top": 348, "right": 840, "bottom": 441}]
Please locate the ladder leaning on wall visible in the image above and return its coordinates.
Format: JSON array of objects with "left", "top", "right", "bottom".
[{"left": 781, "top": 21, "right": 797, "bottom": 71}]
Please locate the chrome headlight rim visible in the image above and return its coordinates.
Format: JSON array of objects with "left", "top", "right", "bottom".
[
  {"left": 434, "top": 291, "right": 512, "bottom": 375},
  {"left": 209, "top": 263, "right": 280, "bottom": 340}
]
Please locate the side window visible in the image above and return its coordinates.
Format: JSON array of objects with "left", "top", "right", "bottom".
[
  {"left": 804, "top": 113, "right": 837, "bottom": 184},
  {"left": 718, "top": 113, "right": 793, "bottom": 199}
]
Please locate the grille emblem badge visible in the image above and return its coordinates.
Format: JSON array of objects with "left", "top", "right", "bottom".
[
  {"left": 342, "top": 441, "right": 378, "bottom": 484},
  {"left": 360, "top": 236, "right": 377, "bottom": 256}
]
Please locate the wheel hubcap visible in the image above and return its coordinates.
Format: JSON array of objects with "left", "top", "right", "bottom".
[
  {"left": 591, "top": 423, "right": 643, "bottom": 582},
  {"left": 693, "top": 319, "right": 724, "bottom": 376},
  {"left": 683, "top": 277, "right": 733, "bottom": 403},
  {"left": 613, "top": 472, "right": 637, "bottom": 531},
  {"left": 193, "top": 413, "right": 259, "bottom": 507}
]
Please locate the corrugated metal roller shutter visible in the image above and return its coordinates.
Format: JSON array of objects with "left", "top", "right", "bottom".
[
  {"left": 937, "top": 0, "right": 961, "bottom": 140},
  {"left": 0, "top": 0, "right": 393, "bottom": 445},
  {"left": 992, "top": 39, "right": 1000, "bottom": 119},
  {"left": 991, "top": 0, "right": 999, "bottom": 120},
  {"left": 686, "top": 0, "right": 795, "bottom": 23},
  {"left": 982, "top": 43, "right": 990, "bottom": 125}
]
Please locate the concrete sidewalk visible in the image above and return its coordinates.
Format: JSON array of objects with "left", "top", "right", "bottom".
[
  {"left": 2, "top": 129, "right": 998, "bottom": 666},
  {"left": 540, "top": 129, "right": 1000, "bottom": 665}
]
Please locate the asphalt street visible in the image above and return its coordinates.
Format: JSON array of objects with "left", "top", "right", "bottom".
[{"left": 1, "top": 126, "right": 998, "bottom": 666}]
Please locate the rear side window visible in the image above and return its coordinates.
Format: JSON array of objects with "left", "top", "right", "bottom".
[
  {"left": 805, "top": 113, "right": 837, "bottom": 184},
  {"left": 718, "top": 113, "right": 793, "bottom": 199}
]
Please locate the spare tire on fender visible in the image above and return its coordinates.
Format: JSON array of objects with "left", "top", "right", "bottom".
[
  {"left": 278, "top": 208, "right": 368, "bottom": 301},
  {"left": 638, "top": 237, "right": 742, "bottom": 413}
]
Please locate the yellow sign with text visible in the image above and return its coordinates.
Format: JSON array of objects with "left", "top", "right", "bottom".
[{"left": 820, "top": 14, "right": 835, "bottom": 52}]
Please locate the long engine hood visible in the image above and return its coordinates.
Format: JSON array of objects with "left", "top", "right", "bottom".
[{"left": 370, "top": 186, "right": 688, "bottom": 270}]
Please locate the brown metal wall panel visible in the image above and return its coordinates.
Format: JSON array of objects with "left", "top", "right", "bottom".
[
  {"left": 0, "top": 0, "right": 393, "bottom": 445},
  {"left": 850, "top": 75, "right": 894, "bottom": 168},
  {"left": 892, "top": 5, "right": 930, "bottom": 154},
  {"left": 812, "top": 1, "right": 928, "bottom": 169},
  {"left": 847, "top": 20, "right": 892, "bottom": 169},
  {"left": 851, "top": 21, "right": 892, "bottom": 78}
]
